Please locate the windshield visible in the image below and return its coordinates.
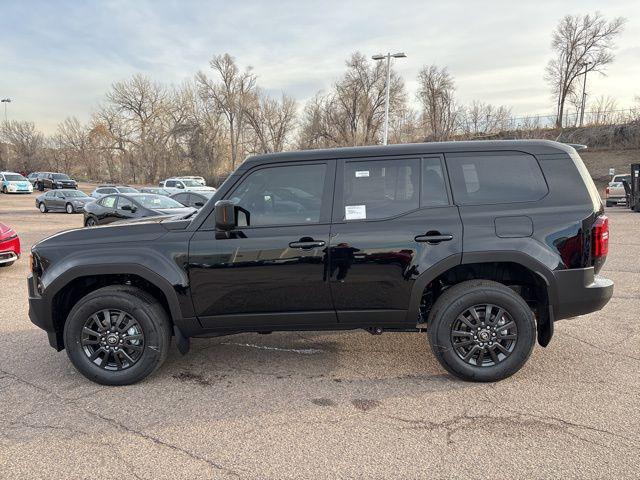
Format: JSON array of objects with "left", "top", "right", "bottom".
[
  {"left": 5, "top": 174, "right": 26, "bottom": 181},
  {"left": 200, "top": 191, "right": 215, "bottom": 199},
  {"left": 134, "top": 195, "right": 184, "bottom": 209},
  {"left": 181, "top": 179, "right": 202, "bottom": 187},
  {"left": 65, "top": 190, "right": 88, "bottom": 198},
  {"left": 52, "top": 173, "right": 70, "bottom": 180},
  {"left": 118, "top": 187, "right": 138, "bottom": 193}
]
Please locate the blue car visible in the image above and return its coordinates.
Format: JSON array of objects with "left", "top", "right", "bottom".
[{"left": 1, "top": 172, "right": 33, "bottom": 194}]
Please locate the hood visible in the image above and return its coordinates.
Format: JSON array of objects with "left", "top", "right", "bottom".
[{"left": 33, "top": 220, "right": 168, "bottom": 249}]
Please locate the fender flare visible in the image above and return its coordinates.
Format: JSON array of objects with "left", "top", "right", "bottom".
[
  {"left": 46, "top": 263, "right": 185, "bottom": 324},
  {"left": 406, "top": 251, "right": 559, "bottom": 327}
]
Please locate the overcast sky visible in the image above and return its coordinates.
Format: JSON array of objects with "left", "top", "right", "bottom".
[{"left": 1, "top": 0, "right": 639, "bottom": 133}]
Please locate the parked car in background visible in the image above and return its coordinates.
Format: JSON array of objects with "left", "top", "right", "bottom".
[
  {"left": 36, "top": 172, "right": 77, "bottom": 191},
  {"left": 83, "top": 193, "right": 194, "bottom": 226},
  {"left": 0, "top": 222, "right": 20, "bottom": 267},
  {"left": 35, "top": 189, "right": 94, "bottom": 214},
  {"left": 605, "top": 174, "right": 631, "bottom": 207},
  {"left": 27, "top": 172, "right": 40, "bottom": 186},
  {"left": 160, "top": 177, "right": 215, "bottom": 194},
  {"left": 170, "top": 190, "right": 215, "bottom": 209},
  {"left": 160, "top": 176, "right": 207, "bottom": 187},
  {"left": 139, "top": 187, "right": 172, "bottom": 196},
  {"left": 90, "top": 185, "right": 139, "bottom": 198},
  {"left": 1, "top": 172, "right": 33, "bottom": 194}
]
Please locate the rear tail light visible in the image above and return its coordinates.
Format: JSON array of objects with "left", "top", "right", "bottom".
[
  {"left": 605, "top": 187, "right": 610, "bottom": 198},
  {"left": 592, "top": 215, "right": 609, "bottom": 258}
]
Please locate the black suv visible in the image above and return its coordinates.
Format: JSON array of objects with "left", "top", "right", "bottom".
[
  {"left": 28, "top": 140, "right": 613, "bottom": 385},
  {"left": 36, "top": 172, "right": 78, "bottom": 191}
]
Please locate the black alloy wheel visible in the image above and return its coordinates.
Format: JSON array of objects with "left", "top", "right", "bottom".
[
  {"left": 450, "top": 304, "right": 518, "bottom": 367},
  {"left": 81, "top": 309, "right": 145, "bottom": 371}
]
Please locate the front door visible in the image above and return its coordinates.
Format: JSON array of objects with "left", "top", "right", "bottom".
[
  {"left": 188, "top": 161, "right": 336, "bottom": 330},
  {"left": 328, "top": 155, "right": 463, "bottom": 327}
]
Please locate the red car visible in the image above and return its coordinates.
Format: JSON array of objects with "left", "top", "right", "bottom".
[{"left": 0, "top": 222, "right": 20, "bottom": 267}]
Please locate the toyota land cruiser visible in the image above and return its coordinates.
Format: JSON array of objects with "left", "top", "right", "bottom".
[{"left": 28, "top": 140, "right": 613, "bottom": 385}]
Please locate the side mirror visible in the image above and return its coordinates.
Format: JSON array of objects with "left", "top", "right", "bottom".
[
  {"left": 215, "top": 200, "right": 250, "bottom": 230},
  {"left": 177, "top": 184, "right": 185, "bottom": 189},
  {"left": 195, "top": 202, "right": 204, "bottom": 208},
  {"left": 121, "top": 204, "right": 137, "bottom": 213}
]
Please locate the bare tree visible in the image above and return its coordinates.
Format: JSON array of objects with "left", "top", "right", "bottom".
[
  {"left": 244, "top": 91, "right": 297, "bottom": 154},
  {"left": 0, "top": 120, "right": 45, "bottom": 173},
  {"left": 196, "top": 54, "right": 256, "bottom": 169},
  {"left": 459, "top": 101, "right": 512, "bottom": 137},
  {"left": 416, "top": 65, "right": 458, "bottom": 141},
  {"left": 545, "top": 13, "right": 625, "bottom": 127},
  {"left": 589, "top": 95, "right": 618, "bottom": 125},
  {"left": 298, "top": 52, "right": 406, "bottom": 148}
]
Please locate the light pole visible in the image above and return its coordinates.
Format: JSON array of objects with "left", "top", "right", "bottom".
[
  {"left": 1, "top": 98, "right": 11, "bottom": 122},
  {"left": 579, "top": 62, "right": 592, "bottom": 127},
  {"left": 372, "top": 52, "right": 406, "bottom": 145}
]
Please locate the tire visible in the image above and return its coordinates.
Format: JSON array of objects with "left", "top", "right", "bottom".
[
  {"left": 63, "top": 285, "right": 172, "bottom": 386},
  {"left": 85, "top": 216, "right": 96, "bottom": 227},
  {"left": 2, "top": 186, "right": 6, "bottom": 194},
  {"left": 65, "top": 203, "right": 74, "bottom": 214},
  {"left": 0, "top": 261, "right": 14, "bottom": 267},
  {"left": 39, "top": 202, "right": 47, "bottom": 213},
  {"left": 427, "top": 280, "right": 536, "bottom": 382}
]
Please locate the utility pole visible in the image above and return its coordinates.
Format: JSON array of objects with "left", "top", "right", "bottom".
[
  {"left": 371, "top": 52, "right": 406, "bottom": 145},
  {"left": 1, "top": 98, "right": 12, "bottom": 122}
]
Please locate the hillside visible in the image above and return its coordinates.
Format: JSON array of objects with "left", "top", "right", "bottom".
[{"left": 581, "top": 148, "right": 639, "bottom": 191}]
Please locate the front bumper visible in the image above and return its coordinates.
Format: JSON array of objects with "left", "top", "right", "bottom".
[
  {"left": 27, "top": 274, "right": 62, "bottom": 350},
  {"left": 553, "top": 267, "right": 614, "bottom": 320}
]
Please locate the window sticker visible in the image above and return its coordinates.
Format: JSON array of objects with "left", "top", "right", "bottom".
[
  {"left": 355, "top": 170, "right": 370, "bottom": 178},
  {"left": 345, "top": 205, "right": 366, "bottom": 220}
]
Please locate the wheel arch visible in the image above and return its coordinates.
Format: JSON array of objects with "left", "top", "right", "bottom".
[
  {"left": 408, "top": 251, "right": 558, "bottom": 346},
  {"left": 47, "top": 264, "right": 184, "bottom": 350}
]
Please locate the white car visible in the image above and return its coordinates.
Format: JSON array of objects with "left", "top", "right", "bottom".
[
  {"left": 160, "top": 176, "right": 207, "bottom": 187},
  {"left": 605, "top": 174, "right": 630, "bottom": 207},
  {"left": 160, "top": 178, "right": 216, "bottom": 194},
  {"left": 90, "top": 185, "right": 139, "bottom": 199},
  {"left": 1, "top": 171, "right": 33, "bottom": 194}
]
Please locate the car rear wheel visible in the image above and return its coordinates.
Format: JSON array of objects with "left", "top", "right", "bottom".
[
  {"left": 39, "top": 202, "right": 47, "bottom": 213},
  {"left": 63, "top": 286, "right": 172, "bottom": 385},
  {"left": 427, "top": 280, "right": 536, "bottom": 382},
  {"left": 65, "top": 203, "right": 74, "bottom": 214}
]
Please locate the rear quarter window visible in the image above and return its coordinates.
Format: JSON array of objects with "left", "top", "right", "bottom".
[{"left": 447, "top": 152, "right": 548, "bottom": 205}]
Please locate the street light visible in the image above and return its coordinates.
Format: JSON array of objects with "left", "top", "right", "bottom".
[
  {"left": 371, "top": 52, "right": 406, "bottom": 145},
  {"left": 579, "top": 62, "right": 592, "bottom": 127},
  {"left": 1, "top": 98, "right": 12, "bottom": 122}
]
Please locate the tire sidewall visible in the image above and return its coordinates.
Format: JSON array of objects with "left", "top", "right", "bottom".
[
  {"left": 64, "top": 290, "right": 168, "bottom": 385},
  {"left": 430, "top": 286, "right": 536, "bottom": 382},
  {"left": 66, "top": 203, "right": 73, "bottom": 214},
  {"left": 39, "top": 203, "right": 46, "bottom": 213}
]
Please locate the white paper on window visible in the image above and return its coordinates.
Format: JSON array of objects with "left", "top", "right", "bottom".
[{"left": 345, "top": 205, "right": 366, "bottom": 220}]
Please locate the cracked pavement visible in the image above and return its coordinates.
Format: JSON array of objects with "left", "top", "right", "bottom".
[{"left": 1, "top": 189, "right": 639, "bottom": 479}]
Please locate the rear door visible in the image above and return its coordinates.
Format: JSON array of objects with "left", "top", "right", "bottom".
[{"left": 329, "top": 155, "right": 463, "bottom": 327}]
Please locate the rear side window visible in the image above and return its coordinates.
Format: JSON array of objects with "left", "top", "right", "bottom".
[
  {"left": 447, "top": 153, "right": 548, "bottom": 205},
  {"left": 343, "top": 158, "right": 419, "bottom": 220},
  {"left": 100, "top": 196, "right": 117, "bottom": 208}
]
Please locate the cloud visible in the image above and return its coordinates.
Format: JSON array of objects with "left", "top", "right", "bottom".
[{"left": 2, "top": 0, "right": 638, "bottom": 133}]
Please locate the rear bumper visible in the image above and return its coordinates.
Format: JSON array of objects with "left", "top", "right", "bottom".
[{"left": 553, "top": 267, "right": 614, "bottom": 320}]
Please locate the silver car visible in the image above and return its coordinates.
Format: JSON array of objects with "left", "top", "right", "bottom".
[{"left": 35, "top": 189, "right": 94, "bottom": 214}]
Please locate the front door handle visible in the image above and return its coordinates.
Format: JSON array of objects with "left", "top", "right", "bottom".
[
  {"left": 414, "top": 233, "right": 453, "bottom": 244},
  {"left": 289, "top": 240, "right": 326, "bottom": 249}
]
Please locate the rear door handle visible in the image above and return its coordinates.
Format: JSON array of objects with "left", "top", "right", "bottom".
[
  {"left": 414, "top": 234, "right": 453, "bottom": 244},
  {"left": 289, "top": 240, "right": 326, "bottom": 249}
]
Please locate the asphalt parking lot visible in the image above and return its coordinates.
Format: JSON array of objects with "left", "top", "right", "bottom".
[{"left": 1, "top": 189, "right": 639, "bottom": 479}]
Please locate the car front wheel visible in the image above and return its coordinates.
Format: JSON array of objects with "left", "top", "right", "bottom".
[
  {"left": 65, "top": 203, "right": 74, "bottom": 214},
  {"left": 63, "top": 286, "right": 172, "bottom": 385},
  {"left": 85, "top": 216, "right": 96, "bottom": 227},
  {"left": 39, "top": 202, "right": 47, "bottom": 213},
  {"left": 427, "top": 280, "right": 536, "bottom": 382}
]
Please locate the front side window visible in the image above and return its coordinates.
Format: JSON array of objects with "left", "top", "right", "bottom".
[
  {"left": 230, "top": 164, "right": 327, "bottom": 226},
  {"left": 343, "top": 158, "right": 419, "bottom": 221},
  {"left": 117, "top": 196, "right": 134, "bottom": 210},
  {"left": 447, "top": 153, "right": 548, "bottom": 205},
  {"left": 165, "top": 180, "right": 176, "bottom": 187},
  {"left": 52, "top": 173, "right": 70, "bottom": 180}
]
